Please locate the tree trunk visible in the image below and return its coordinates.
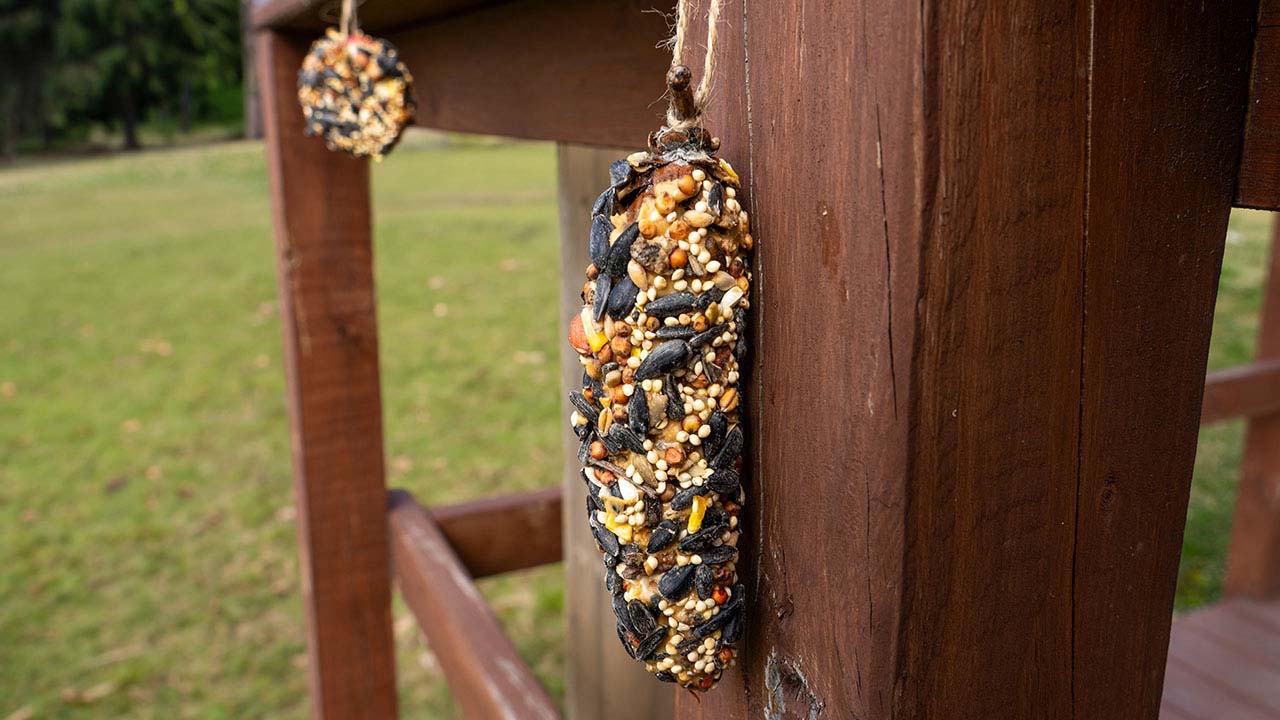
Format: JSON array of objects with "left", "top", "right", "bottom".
[
  {"left": 180, "top": 77, "right": 192, "bottom": 134},
  {"left": 122, "top": 87, "right": 140, "bottom": 151},
  {"left": 240, "top": 0, "right": 263, "bottom": 139},
  {"left": 0, "top": 88, "right": 17, "bottom": 159}
]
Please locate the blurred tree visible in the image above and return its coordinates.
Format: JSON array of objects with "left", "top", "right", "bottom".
[
  {"left": 241, "top": 0, "right": 262, "bottom": 139},
  {"left": 0, "top": 1, "right": 61, "bottom": 156},
  {"left": 1, "top": 0, "right": 242, "bottom": 153}
]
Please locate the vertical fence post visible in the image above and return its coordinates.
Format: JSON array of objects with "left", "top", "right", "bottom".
[
  {"left": 258, "top": 29, "right": 399, "bottom": 719},
  {"left": 1227, "top": 221, "right": 1280, "bottom": 598},
  {"left": 557, "top": 143, "right": 675, "bottom": 720},
  {"left": 675, "top": 1, "right": 1256, "bottom": 718}
]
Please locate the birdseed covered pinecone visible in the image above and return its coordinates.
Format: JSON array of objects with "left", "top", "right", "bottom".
[{"left": 567, "top": 126, "right": 754, "bottom": 692}]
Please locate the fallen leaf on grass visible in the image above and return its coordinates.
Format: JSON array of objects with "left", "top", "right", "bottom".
[
  {"left": 61, "top": 681, "right": 117, "bottom": 704},
  {"left": 104, "top": 476, "right": 128, "bottom": 493},
  {"left": 4, "top": 705, "right": 34, "bottom": 720}
]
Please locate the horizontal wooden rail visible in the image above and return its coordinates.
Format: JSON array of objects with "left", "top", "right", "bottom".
[
  {"left": 428, "top": 486, "right": 562, "bottom": 579},
  {"left": 388, "top": 489, "right": 561, "bottom": 720},
  {"left": 251, "top": 0, "right": 497, "bottom": 32},
  {"left": 1200, "top": 359, "right": 1280, "bottom": 424}
]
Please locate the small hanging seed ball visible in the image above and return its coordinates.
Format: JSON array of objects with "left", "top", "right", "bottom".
[{"left": 297, "top": 28, "right": 415, "bottom": 159}]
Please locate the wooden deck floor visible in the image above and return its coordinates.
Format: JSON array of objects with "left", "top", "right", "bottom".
[{"left": 1161, "top": 597, "right": 1280, "bottom": 719}]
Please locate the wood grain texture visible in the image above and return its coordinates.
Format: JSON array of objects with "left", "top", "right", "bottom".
[
  {"left": 1072, "top": 3, "right": 1257, "bottom": 717},
  {"left": 1228, "top": 222, "right": 1280, "bottom": 598},
  {"left": 258, "top": 30, "right": 398, "bottom": 720},
  {"left": 252, "top": 0, "right": 501, "bottom": 32},
  {"left": 676, "top": 1, "right": 1255, "bottom": 718},
  {"left": 388, "top": 490, "right": 559, "bottom": 720},
  {"left": 385, "top": 1, "right": 673, "bottom": 147},
  {"left": 1201, "top": 360, "right": 1280, "bottom": 424},
  {"left": 557, "top": 143, "right": 673, "bottom": 720},
  {"left": 419, "top": 487, "right": 563, "bottom": 579},
  {"left": 1160, "top": 598, "right": 1280, "bottom": 719},
  {"left": 1238, "top": 8, "right": 1280, "bottom": 209}
]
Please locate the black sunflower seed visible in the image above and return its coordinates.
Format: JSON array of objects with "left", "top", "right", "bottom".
[
  {"left": 592, "top": 187, "right": 616, "bottom": 218},
  {"left": 694, "top": 564, "right": 716, "bottom": 600},
  {"left": 605, "top": 223, "right": 639, "bottom": 278},
  {"left": 644, "top": 291, "right": 698, "bottom": 318},
  {"left": 636, "top": 340, "right": 692, "bottom": 381},
  {"left": 627, "top": 600, "right": 657, "bottom": 636},
  {"left": 609, "top": 159, "right": 631, "bottom": 189},
  {"left": 704, "top": 411, "right": 728, "bottom": 457},
  {"left": 606, "top": 276, "right": 640, "bottom": 319},
  {"left": 706, "top": 469, "right": 740, "bottom": 496},
  {"left": 658, "top": 564, "right": 696, "bottom": 600},
  {"left": 711, "top": 426, "right": 743, "bottom": 470},
  {"left": 635, "top": 627, "right": 667, "bottom": 660},
  {"left": 628, "top": 390, "right": 649, "bottom": 435},
  {"left": 589, "top": 214, "right": 611, "bottom": 267},
  {"left": 646, "top": 519, "right": 679, "bottom": 553},
  {"left": 608, "top": 424, "right": 646, "bottom": 454},
  {"left": 665, "top": 377, "right": 683, "bottom": 420},
  {"left": 592, "top": 273, "right": 612, "bottom": 322},
  {"left": 655, "top": 325, "right": 697, "bottom": 341},
  {"left": 697, "top": 545, "right": 738, "bottom": 565},
  {"left": 569, "top": 391, "right": 598, "bottom": 419}
]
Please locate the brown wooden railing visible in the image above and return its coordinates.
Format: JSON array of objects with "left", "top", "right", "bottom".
[
  {"left": 1200, "top": 359, "right": 1280, "bottom": 425},
  {"left": 387, "top": 490, "right": 562, "bottom": 719},
  {"left": 255, "top": 0, "right": 1280, "bottom": 717}
]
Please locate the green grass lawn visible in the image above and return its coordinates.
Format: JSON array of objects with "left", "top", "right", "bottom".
[{"left": 0, "top": 137, "right": 1271, "bottom": 718}]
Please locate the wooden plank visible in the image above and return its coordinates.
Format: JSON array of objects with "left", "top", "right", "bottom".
[
  {"left": 1232, "top": 597, "right": 1280, "bottom": 635},
  {"left": 675, "top": 1, "right": 1256, "bottom": 718},
  {"left": 1179, "top": 599, "right": 1280, "bottom": 667},
  {"left": 1201, "top": 360, "right": 1280, "bottom": 424},
  {"left": 1071, "top": 3, "right": 1258, "bottom": 718},
  {"left": 1159, "top": 661, "right": 1274, "bottom": 720},
  {"left": 1237, "top": 0, "right": 1280, "bottom": 210},
  {"left": 422, "top": 487, "right": 563, "bottom": 579},
  {"left": 1166, "top": 623, "right": 1280, "bottom": 716},
  {"left": 385, "top": 1, "right": 673, "bottom": 147},
  {"left": 387, "top": 490, "right": 559, "bottom": 720},
  {"left": 556, "top": 143, "right": 673, "bottom": 720},
  {"left": 257, "top": 29, "right": 398, "bottom": 720},
  {"left": 252, "top": 0, "right": 501, "bottom": 32},
  {"left": 1228, "top": 222, "right": 1280, "bottom": 598}
]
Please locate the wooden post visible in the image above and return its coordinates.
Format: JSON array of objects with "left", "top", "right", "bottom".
[
  {"left": 674, "top": 1, "right": 1256, "bottom": 718},
  {"left": 258, "top": 30, "right": 398, "bottom": 719},
  {"left": 1227, "top": 221, "right": 1280, "bottom": 598},
  {"left": 557, "top": 143, "right": 674, "bottom": 720}
]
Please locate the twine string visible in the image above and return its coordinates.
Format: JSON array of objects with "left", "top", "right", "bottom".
[
  {"left": 340, "top": 0, "right": 359, "bottom": 37},
  {"left": 667, "top": 0, "right": 723, "bottom": 131}
]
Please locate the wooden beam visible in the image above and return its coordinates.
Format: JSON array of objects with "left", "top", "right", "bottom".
[
  {"left": 257, "top": 30, "right": 398, "bottom": 720},
  {"left": 387, "top": 490, "right": 559, "bottom": 720},
  {"left": 1200, "top": 360, "right": 1280, "bottom": 424},
  {"left": 555, "top": 144, "right": 673, "bottom": 720},
  {"left": 415, "top": 487, "right": 563, "bottom": 579},
  {"left": 1237, "top": 2, "right": 1280, "bottom": 209},
  {"left": 1227, "top": 220, "right": 1280, "bottom": 598},
  {"left": 385, "top": 1, "right": 673, "bottom": 147},
  {"left": 674, "top": 1, "right": 1255, "bottom": 718},
  {"left": 251, "top": 0, "right": 500, "bottom": 33}
]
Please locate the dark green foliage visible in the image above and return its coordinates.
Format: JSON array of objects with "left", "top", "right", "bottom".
[{"left": 0, "top": 0, "right": 243, "bottom": 154}]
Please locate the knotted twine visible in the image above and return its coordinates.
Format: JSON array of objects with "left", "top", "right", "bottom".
[{"left": 666, "top": 0, "right": 724, "bottom": 132}]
